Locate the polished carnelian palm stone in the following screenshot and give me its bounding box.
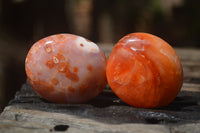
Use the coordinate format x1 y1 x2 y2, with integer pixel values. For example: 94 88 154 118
25 34 107 103
106 33 183 108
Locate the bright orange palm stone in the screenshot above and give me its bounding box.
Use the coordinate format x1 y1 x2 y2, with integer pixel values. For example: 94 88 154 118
106 33 183 108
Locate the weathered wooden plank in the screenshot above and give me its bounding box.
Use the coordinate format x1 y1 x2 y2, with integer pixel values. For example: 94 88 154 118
0 46 200 133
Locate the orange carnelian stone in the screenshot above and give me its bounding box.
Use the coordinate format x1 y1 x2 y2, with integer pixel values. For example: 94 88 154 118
25 34 107 103
106 33 183 108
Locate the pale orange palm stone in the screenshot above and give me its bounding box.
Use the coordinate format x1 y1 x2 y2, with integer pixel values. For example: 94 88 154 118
25 34 107 103
106 33 183 108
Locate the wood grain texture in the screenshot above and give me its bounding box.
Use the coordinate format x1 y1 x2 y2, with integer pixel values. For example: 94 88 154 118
0 45 200 133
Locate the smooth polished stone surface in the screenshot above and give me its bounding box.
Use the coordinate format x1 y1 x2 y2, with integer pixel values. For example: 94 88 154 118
106 33 183 108
25 34 107 104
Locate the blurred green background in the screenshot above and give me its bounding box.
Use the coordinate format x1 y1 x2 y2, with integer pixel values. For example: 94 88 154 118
0 0 200 111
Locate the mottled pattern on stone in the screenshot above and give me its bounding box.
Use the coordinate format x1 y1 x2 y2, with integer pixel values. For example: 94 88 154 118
25 34 107 104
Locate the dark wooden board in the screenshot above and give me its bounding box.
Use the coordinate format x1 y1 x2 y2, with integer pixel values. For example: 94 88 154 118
1 45 200 133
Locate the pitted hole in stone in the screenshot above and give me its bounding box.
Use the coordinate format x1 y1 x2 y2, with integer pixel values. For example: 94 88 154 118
80 43 84 47
54 125 69 131
52 56 59 64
